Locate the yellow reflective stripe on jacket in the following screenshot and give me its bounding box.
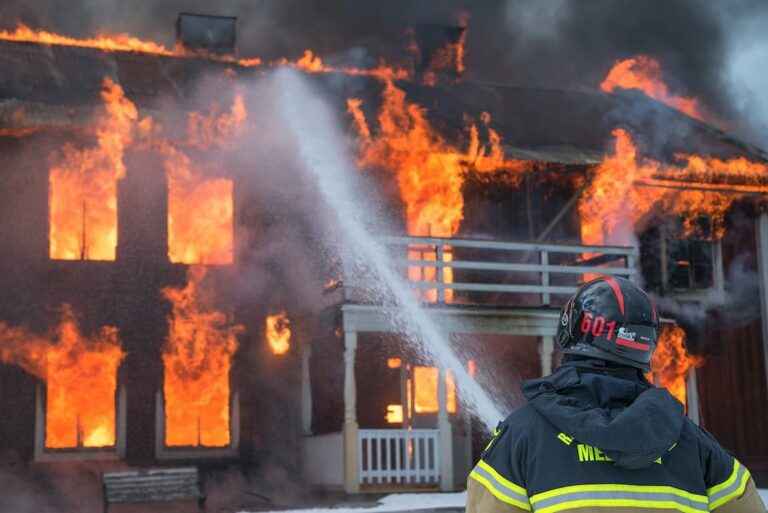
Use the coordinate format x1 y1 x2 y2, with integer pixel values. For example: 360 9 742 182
529 484 708 513
469 460 531 510
707 459 750 510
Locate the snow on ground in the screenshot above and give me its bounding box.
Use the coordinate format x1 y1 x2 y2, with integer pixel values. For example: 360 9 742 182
239 492 467 513
243 490 768 513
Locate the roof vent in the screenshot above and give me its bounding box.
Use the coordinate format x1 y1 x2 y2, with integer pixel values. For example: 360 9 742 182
176 13 236 56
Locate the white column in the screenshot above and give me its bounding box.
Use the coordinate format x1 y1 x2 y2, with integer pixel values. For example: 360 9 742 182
757 213 768 396
343 330 360 493
437 368 454 491
686 369 700 425
301 339 313 435
539 336 554 376
34 385 44 460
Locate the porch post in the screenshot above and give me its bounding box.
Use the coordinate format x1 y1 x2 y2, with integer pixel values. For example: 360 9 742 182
343 330 360 493
757 213 768 396
686 369 700 425
539 336 554 376
301 338 313 435
437 368 454 491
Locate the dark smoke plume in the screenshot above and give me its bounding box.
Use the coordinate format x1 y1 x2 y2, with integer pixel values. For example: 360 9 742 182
2 0 768 142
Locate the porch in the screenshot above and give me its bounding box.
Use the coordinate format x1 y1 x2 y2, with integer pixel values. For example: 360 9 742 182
302 236 636 492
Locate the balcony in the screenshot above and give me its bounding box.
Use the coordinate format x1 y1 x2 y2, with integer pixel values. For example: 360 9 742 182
304 236 636 492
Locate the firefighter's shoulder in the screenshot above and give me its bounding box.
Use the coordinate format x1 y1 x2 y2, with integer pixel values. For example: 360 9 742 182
690 419 766 512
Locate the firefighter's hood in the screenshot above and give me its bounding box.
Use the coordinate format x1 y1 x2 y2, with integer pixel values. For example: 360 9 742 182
522 362 685 469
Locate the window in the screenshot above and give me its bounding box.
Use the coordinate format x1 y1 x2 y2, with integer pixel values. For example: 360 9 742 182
654 225 724 301
666 238 717 290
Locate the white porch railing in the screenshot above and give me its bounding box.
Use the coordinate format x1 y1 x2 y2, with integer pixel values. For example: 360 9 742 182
358 429 440 486
343 236 636 306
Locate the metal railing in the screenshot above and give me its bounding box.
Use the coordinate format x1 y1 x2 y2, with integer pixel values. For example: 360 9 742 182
358 429 439 485
343 236 636 307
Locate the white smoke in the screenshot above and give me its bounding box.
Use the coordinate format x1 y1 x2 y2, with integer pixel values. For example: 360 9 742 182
717 2 768 146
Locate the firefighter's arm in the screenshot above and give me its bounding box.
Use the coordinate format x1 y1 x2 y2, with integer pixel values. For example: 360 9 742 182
466 421 531 513
712 477 765 513
699 428 766 512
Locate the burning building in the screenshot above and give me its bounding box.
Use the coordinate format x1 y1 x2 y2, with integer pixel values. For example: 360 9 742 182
0 13 767 507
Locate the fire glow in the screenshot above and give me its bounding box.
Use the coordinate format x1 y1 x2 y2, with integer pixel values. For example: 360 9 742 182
162 267 241 447
648 325 701 408
49 78 138 261
579 128 768 248
600 55 704 121
165 94 243 265
266 312 291 356
0 306 124 449
348 80 531 301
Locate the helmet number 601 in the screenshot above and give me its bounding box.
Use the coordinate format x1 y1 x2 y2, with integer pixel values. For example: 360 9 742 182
581 312 617 341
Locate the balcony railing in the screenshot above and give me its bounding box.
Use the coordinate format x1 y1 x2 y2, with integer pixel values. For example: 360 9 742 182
358 429 440 486
342 236 636 307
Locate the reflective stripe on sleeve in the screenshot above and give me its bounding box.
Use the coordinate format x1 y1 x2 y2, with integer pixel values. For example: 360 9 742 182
707 459 750 510
469 459 531 510
529 484 708 513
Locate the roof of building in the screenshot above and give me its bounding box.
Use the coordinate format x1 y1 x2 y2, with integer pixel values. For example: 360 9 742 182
0 38 766 170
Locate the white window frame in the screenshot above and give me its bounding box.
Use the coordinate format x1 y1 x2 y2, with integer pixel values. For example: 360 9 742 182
659 226 725 303
154 389 240 460
34 384 126 461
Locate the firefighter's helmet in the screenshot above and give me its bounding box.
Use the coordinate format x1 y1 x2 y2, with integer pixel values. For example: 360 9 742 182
556 276 660 372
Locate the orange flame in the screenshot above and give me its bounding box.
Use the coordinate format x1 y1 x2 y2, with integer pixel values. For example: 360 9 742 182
600 56 703 120
348 82 531 300
385 404 404 424
0 23 175 55
162 266 241 447
413 366 457 414
165 95 244 265
647 325 702 408
0 23 265 68
0 306 124 448
279 49 410 82
580 128 768 248
421 28 467 86
266 312 291 356
49 77 137 260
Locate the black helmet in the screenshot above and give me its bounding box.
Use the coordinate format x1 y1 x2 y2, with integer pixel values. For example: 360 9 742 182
556 276 660 372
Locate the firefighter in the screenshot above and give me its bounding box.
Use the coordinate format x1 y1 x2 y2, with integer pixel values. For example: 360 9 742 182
467 275 765 513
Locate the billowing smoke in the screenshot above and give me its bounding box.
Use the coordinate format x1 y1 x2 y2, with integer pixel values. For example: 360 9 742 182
2 0 767 141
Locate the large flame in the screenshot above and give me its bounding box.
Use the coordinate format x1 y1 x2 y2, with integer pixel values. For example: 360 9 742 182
580 128 768 248
49 78 137 260
165 95 244 265
162 266 241 447
648 325 701 408
600 56 703 120
265 312 291 356
0 306 124 448
413 366 457 414
348 81 531 300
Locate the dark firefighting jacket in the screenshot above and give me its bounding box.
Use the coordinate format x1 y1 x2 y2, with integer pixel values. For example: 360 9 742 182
467 360 765 513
